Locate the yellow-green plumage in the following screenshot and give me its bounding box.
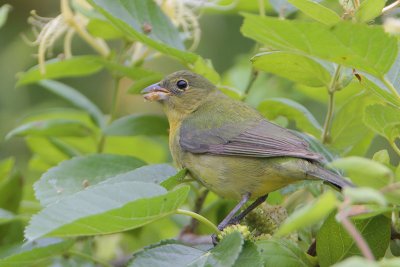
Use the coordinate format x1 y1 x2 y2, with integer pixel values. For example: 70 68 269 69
142 70 352 201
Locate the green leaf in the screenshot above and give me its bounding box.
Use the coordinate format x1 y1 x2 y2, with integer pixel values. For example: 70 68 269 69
0 238 73 267
129 241 205 267
355 0 386 23
0 4 11 29
6 119 93 139
241 14 398 77
25 183 189 241
258 97 322 137
88 0 188 57
330 156 394 189
276 191 337 236
101 164 179 185
104 114 168 136
92 0 184 49
364 104 400 144
34 154 146 206
252 52 331 87
87 0 219 82
16 56 104 86
330 92 377 154
129 233 255 267
38 80 105 128
87 18 124 39
288 0 341 25
128 73 165 94
343 187 387 206
202 231 244 267
317 213 391 267
359 75 400 107
160 168 187 190
256 239 313 267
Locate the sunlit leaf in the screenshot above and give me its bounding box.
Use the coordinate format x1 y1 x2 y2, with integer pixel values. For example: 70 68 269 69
241 14 397 77
330 92 377 154
16 56 104 86
355 0 386 23
87 0 219 82
252 52 331 87
364 104 400 144
288 0 341 25
25 184 189 241
34 154 146 206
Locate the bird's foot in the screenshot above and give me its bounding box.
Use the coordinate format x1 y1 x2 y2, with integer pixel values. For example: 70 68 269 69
211 233 219 246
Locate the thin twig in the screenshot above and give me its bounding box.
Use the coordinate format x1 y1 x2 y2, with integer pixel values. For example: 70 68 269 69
382 0 400 14
176 209 220 234
110 77 121 122
185 189 209 233
322 65 342 143
258 0 265 17
244 68 259 98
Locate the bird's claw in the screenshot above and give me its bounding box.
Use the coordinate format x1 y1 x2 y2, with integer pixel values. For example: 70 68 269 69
211 233 219 246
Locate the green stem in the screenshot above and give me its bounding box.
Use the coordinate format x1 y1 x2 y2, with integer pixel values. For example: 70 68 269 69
322 65 342 143
109 77 121 123
382 75 400 99
258 0 265 17
390 141 400 157
244 68 258 98
68 250 112 267
176 209 220 234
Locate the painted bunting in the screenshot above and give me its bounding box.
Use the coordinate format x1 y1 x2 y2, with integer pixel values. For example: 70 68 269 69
142 70 353 232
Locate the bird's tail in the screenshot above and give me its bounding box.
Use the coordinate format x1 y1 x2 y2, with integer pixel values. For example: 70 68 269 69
308 164 355 190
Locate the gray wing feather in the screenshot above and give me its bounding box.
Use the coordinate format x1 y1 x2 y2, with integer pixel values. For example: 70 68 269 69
180 120 323 162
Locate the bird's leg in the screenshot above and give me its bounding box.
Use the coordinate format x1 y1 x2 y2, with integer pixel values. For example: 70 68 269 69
229 194 268 225
217 192 251 231
212 193 250 245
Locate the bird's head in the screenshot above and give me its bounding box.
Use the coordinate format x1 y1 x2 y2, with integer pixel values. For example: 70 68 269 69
141 70 216 114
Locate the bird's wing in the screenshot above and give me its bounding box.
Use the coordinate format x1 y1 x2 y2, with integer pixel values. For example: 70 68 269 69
180 119 323 162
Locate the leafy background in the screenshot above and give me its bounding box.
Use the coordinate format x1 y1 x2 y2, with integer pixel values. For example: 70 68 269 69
0 0 400 266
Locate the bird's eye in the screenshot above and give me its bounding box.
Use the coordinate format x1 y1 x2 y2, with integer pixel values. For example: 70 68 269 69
176 79 188 90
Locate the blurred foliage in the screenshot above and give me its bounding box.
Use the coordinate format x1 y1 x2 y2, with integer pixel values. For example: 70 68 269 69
0 0 400 266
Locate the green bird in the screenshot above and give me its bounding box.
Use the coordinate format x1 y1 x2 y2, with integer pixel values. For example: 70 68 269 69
142 70 353 233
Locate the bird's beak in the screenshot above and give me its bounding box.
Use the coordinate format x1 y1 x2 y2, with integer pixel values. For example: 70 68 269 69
141 83 170 101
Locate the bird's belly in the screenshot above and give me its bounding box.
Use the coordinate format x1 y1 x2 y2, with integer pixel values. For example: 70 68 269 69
183 154 311 200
